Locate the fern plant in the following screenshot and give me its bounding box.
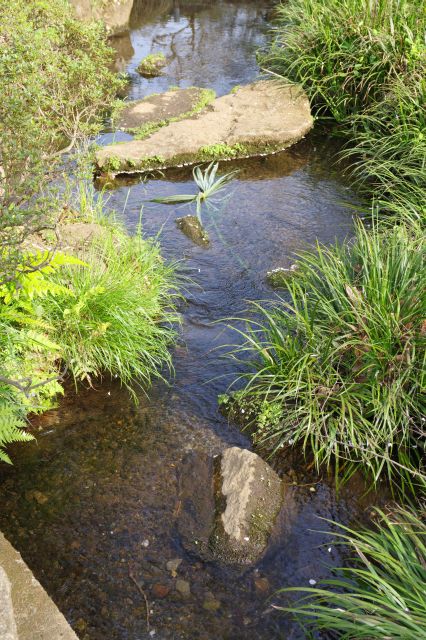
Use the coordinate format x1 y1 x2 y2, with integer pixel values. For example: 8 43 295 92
0 250 84 462
0 400 33 464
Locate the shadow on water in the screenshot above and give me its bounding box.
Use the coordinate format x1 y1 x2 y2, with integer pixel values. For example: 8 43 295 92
0 2 382 640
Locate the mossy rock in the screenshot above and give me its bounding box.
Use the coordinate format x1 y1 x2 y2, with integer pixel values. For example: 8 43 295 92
137 52 167 78
117 87 216 138
176 215 209 247
266 266 300 289
178 447 285 566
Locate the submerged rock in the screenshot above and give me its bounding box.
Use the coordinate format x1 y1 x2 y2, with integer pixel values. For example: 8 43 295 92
176 215 210 247
266 265 299 289
152 583 170 599
202 593 221 611
175 579 191 598
96 81 313 175
166 558 182 574
177 447 284 565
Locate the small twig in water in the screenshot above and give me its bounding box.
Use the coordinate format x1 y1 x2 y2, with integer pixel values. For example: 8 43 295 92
128 567 150 632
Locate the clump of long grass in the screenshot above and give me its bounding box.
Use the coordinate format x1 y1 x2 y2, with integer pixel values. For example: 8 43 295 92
261 0 424 121
342 73 426 218
260 0 426 213
277 506 426 639
42 226 179 394
227 220 425 493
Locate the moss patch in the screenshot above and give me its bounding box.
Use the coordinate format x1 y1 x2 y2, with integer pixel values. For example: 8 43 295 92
98 140 295 176
198 142 249 160
266 266 300 289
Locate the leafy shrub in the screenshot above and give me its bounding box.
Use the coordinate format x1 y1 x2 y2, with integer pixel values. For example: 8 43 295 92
0 0 122 284
0 224 179 461
278 507 426 639
0 252 82 462
227 221 425 492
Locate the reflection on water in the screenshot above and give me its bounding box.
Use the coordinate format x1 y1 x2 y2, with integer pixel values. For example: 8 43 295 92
70 0 134 34
0 2 375 640
110 0 272 98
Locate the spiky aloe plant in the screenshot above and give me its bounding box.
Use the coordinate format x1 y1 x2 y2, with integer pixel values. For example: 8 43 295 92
150 162 238 223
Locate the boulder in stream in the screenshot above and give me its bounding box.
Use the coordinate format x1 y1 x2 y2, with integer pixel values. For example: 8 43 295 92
178 447 284 565
137 52 167 78
176 215 210 247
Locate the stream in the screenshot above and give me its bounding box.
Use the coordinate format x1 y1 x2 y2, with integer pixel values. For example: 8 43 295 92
0 2 381 639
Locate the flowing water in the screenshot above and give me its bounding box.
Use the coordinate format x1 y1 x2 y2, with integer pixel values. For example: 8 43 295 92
0 2 382 639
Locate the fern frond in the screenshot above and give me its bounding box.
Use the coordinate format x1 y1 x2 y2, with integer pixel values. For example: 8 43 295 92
0 403 34 464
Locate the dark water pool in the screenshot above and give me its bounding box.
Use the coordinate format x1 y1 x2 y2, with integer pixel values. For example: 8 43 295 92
0 2 382 639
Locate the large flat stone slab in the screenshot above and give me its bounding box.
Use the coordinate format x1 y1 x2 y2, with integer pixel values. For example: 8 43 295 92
96 81 313 175
0 532 78 640
0 567 18 640
117 87 215 135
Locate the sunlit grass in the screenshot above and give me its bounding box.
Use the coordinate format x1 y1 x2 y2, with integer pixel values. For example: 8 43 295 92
259 0 426 215
276 506 426 640
42 226 180 395
226 220 425 494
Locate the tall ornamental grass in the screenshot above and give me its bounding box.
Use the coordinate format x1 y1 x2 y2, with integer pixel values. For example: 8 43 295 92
42 227 179 395
277 507 426 640
342 73 426 219
261 0 425 121
260 0 426 213
228 221 425 493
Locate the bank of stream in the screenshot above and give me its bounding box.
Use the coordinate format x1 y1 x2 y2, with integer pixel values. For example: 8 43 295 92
0 2 385 639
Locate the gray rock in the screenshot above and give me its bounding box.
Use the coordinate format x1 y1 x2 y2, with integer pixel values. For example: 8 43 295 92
176 216 210 247
177 447 285 565
215 448 283 564
175 579 191 598
0 566 18 640
0 532 78 639
166 558 182 574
